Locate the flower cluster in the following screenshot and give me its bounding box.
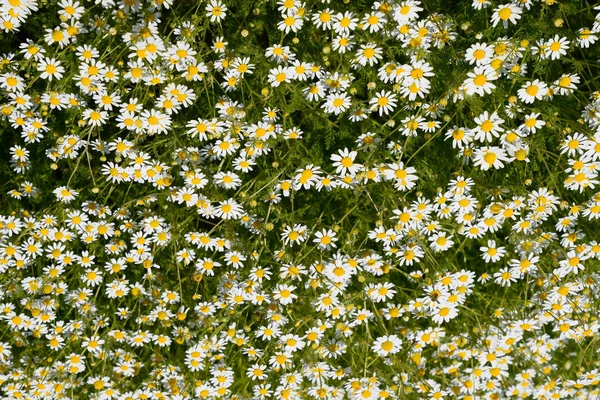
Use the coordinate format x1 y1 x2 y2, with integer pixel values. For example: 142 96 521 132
1 0 600 399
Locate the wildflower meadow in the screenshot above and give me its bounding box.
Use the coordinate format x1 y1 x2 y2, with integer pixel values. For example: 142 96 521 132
1 0 600 398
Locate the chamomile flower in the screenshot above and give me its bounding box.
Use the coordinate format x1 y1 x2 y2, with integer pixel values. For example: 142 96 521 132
577 28 597 48
369 90 398 116
282 224 308 246
278 12 304 33
393 0 423 24
517 80 548 104
480 240 506 263
494 267 519 286
372 335 402 356
366 282 397 302
82 268 103 286
473 146 510 171
465 43 494 66
205 0 227 22
322 92 352 115
491 4 522 28
215 199 244 220
37 58 65 81
472 111 505 143
429 233 454 252
332 11 358 35
519 112 545 135
141 109 171 135
400 78 431 100
312 8 334 30
445 126 474 149
332 34 354 54
554 73 579 96
331 148 362 176
560 132 587 157
19 39 46 60
313 229 338 250
546 35 569 60
53 186 78 203
361 11 385 33
354 43 383 67
272 284 297 305
464 66 497 96
431 304 459 324
268 66 292 87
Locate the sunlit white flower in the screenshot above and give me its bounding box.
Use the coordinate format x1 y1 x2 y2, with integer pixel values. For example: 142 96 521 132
491 4 522 28
372 335 402 356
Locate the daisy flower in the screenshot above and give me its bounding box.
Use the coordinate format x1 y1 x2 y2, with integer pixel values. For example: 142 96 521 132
491 4 522 28
278 12 304 34
215 199 244 220
546 35 569 60
354 43 383 67
473 146 510 171
480 240 506 263
369 90 398 116
464 65 497 96
53 186 78 203
322 92 351 115
465 42 494 66
577 28 597 48
281 224 308 246
372 335 402 356
393 0 423 24
313 228 338 250
331 148 362 176
37 58 65 81
332 34 354 54
205 0 227 23
519 112 545 135
312 8 334 31
361 11 385 33
431 304 459 324
517 79 548 104
472 111 505 142
553 73 579 96
332 11 358 35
